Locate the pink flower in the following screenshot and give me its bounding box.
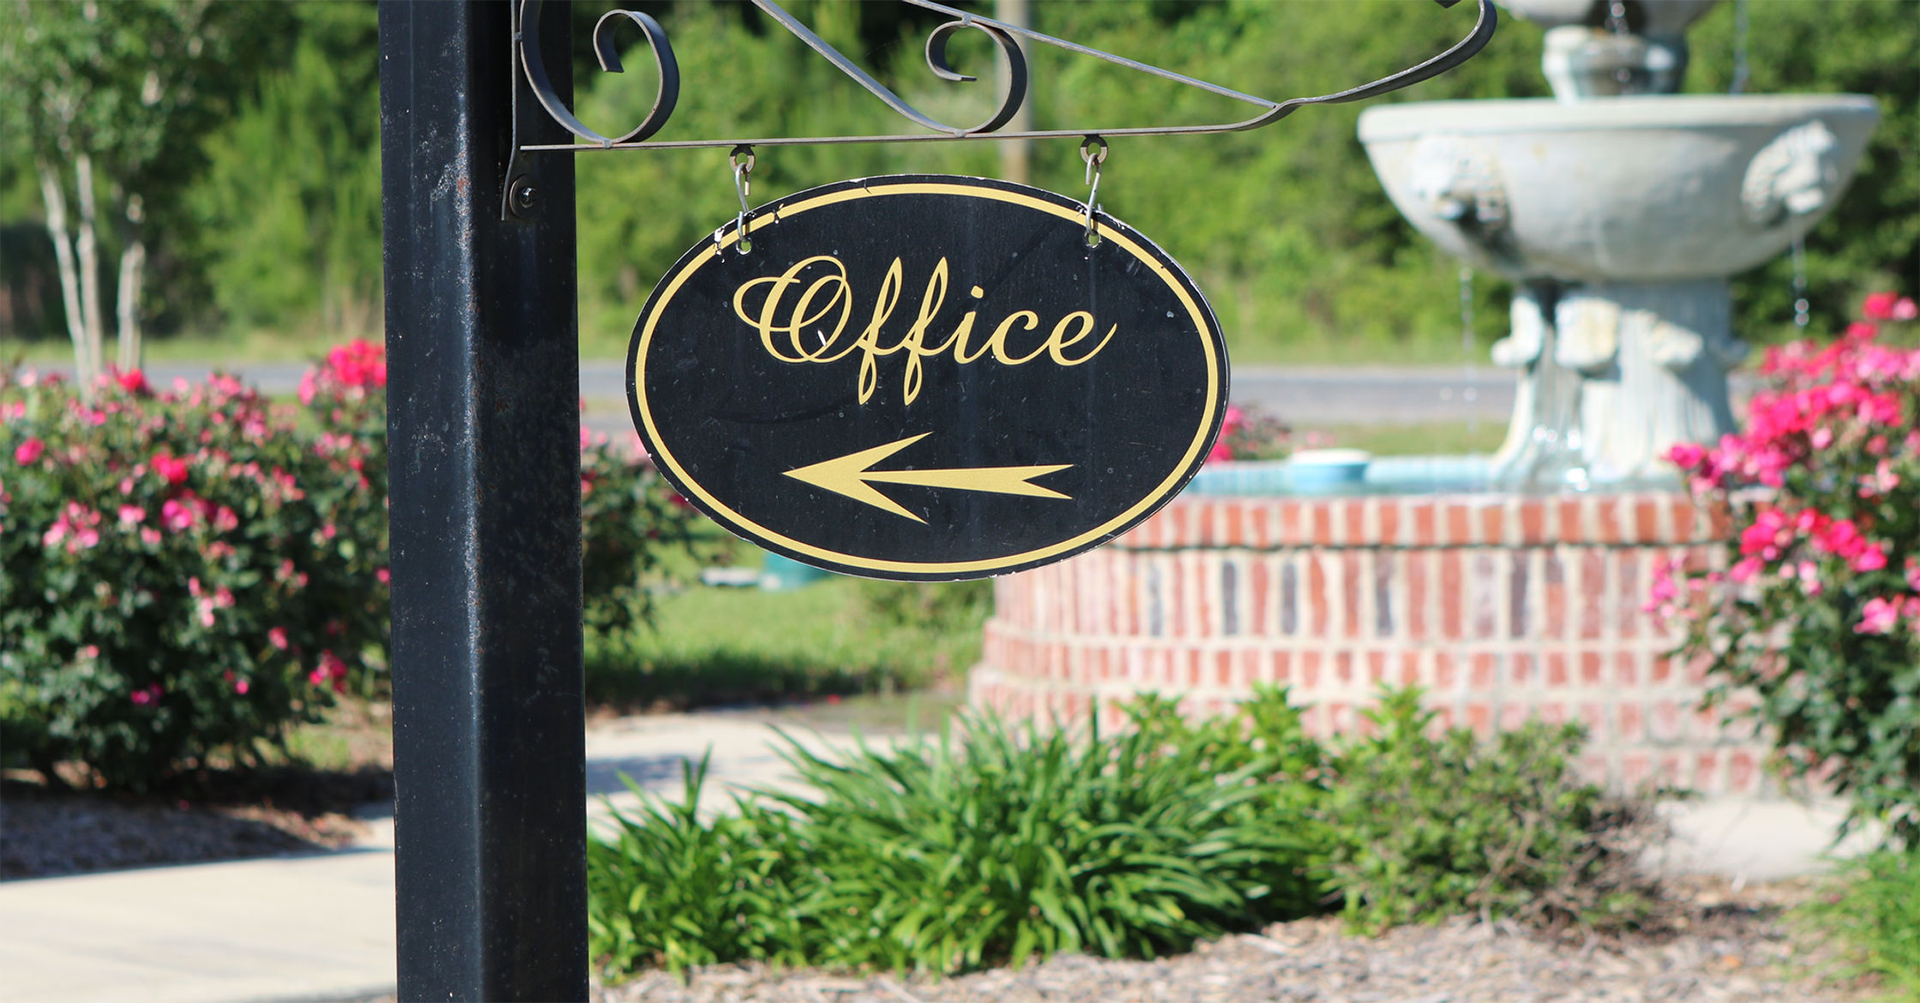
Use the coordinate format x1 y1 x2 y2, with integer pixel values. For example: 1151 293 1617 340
140 527 161 546
309 650 350 693
131 689 153 706
268 626 290 650
1810 517 1862 559
1643 559 1681 614
1858 596 1903 634
233 678 250 695
13 438 44 465
1863 292 1918 322
151 452 190 486
1730 557 1764 584
118 505 145 527
376 567 391 585
1667 442 1708 472
212 506 238 533
161 496 202 532
1853 545 1889 573
114 368 150 396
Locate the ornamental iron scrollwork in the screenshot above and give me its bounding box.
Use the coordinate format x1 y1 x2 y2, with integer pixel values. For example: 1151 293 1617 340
509 0 1497 153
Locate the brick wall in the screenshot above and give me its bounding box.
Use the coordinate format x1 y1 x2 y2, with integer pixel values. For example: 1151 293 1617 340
969 491 1781 795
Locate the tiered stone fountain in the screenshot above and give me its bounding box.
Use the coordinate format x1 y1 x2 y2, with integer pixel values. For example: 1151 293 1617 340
1363 0 1877 486
970 0 1880 798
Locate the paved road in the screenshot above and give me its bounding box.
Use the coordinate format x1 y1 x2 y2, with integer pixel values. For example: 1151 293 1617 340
126 360 1522 426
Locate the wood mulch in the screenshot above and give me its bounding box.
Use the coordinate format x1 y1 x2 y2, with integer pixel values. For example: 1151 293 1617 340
0 764 390 880
591 881 1869 1003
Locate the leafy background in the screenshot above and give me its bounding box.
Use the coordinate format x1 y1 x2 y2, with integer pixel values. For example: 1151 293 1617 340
1 0 1914 364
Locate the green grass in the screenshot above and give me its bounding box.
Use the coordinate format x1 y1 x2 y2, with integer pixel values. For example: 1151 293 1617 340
1308 419 1507 457
586 576 986 713
1798 850 1920 999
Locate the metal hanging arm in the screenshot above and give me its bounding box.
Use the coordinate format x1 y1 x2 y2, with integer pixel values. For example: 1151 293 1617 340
509 0 1496 153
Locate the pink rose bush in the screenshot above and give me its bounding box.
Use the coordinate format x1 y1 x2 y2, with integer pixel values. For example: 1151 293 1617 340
1206 403 1293 464
1 340 694 789
0 360 388 788
1661 290 1920 843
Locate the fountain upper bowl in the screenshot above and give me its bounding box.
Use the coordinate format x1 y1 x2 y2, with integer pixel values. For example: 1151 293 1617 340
1497 0 1728 35
1358 94 1879 283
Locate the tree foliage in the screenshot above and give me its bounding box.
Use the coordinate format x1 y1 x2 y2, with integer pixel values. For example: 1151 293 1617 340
0 0 1913 361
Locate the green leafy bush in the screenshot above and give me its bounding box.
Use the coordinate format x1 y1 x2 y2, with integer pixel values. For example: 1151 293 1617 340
0 364 386 787
1319 687 1659 936
0 342 697 787
589 757 814 975
1663 294 1920 845
1800 848 1920 998
588 684 1661 979
588 687 1329 978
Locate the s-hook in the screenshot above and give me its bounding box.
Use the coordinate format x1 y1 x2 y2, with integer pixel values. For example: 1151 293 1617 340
1081 136 1108 247
727 145 756 254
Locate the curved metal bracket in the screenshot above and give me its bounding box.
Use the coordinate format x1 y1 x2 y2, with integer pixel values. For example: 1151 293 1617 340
510 0 1495 153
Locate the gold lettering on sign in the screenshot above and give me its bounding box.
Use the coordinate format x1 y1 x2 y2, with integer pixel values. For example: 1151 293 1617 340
730 256 1116 405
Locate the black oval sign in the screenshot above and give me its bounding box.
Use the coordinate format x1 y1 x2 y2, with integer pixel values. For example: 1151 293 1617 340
627 175 1227 581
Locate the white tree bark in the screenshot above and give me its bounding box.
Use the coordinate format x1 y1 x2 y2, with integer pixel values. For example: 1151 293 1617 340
116 239 146 372
74 151 106 384
116 192 147 371
35 159 95 388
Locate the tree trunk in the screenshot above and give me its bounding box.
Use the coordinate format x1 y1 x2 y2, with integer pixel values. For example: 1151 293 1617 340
74 152 106 385
116 192 147 371
116 238 146 372
35 159 95 388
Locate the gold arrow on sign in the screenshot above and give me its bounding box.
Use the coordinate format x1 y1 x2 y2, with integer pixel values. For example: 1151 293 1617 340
783 433 1073 523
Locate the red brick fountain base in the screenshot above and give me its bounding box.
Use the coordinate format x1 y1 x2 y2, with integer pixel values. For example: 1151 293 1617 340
970 491 1781 795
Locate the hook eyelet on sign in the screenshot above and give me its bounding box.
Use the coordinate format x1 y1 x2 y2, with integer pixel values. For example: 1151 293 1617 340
729 144 756 254
1080 136 1108 248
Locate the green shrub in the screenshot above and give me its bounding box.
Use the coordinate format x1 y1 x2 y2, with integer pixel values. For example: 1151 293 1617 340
587 686 1659 980
0 343 697 788
767 692 1327 973
588 687 1329 978
1663 300 1920 845
1800 849 1920 998
588 757 814 976
0 364 386 788
1319 687 1659 936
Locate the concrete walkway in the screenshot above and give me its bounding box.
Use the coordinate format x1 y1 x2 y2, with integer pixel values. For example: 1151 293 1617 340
0 713 854 1003
0 711 1864 1003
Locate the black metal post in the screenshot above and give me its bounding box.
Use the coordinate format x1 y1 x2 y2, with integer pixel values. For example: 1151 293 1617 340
379 2 586 1000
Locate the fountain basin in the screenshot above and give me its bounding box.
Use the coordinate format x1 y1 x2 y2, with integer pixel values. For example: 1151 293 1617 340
969 489 1781 795
1505 0 1720 34
1358 94 1879 283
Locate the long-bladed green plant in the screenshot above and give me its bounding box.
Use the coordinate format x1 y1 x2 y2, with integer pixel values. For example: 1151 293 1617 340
765 690 1327 974
586 756 814 978
586 687 1329 978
